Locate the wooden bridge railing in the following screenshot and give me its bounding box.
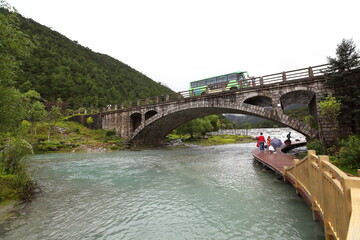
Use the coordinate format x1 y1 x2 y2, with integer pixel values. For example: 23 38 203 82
285 150 360 240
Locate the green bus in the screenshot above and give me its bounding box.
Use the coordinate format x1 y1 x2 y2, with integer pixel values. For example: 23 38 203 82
189 71 250 95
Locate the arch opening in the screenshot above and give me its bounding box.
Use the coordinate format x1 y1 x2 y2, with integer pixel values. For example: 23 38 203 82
130 113 142 131
145 110 157 121
244 96 272 108
280 90 315 109
280 90 316 121
131 106 305 145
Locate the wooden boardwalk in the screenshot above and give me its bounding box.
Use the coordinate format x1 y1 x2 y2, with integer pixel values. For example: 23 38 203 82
251 142 306 176
253 143 360 240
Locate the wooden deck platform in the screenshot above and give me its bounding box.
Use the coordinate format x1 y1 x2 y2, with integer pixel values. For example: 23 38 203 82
251 142 306 176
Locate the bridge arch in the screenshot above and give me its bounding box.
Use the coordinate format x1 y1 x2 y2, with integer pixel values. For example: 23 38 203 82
131 100 317 145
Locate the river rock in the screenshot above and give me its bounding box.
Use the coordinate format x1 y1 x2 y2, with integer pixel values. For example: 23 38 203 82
168 139 185 146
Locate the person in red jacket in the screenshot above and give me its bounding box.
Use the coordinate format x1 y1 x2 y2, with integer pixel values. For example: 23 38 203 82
256 132 266 151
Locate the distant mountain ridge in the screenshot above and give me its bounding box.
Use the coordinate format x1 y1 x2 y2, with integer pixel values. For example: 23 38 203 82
10 10 173 108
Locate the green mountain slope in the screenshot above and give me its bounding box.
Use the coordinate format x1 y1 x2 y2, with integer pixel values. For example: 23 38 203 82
11 12 173 108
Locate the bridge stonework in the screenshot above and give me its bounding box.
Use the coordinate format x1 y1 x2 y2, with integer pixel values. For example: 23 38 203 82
71 75 335 146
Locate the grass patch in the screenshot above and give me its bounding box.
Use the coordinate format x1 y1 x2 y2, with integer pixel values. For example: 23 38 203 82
182 135 256 146
28 120 126 153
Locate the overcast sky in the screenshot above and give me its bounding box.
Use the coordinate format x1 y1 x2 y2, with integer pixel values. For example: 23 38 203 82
6 0 360 92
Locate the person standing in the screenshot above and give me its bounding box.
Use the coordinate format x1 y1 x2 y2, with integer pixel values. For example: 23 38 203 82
257 132 266 151
266 136 271 149
285 132 292 145
287 132 291 141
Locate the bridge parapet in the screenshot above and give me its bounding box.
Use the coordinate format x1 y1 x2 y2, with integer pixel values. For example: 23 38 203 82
116 63 329 110
70 63 329 116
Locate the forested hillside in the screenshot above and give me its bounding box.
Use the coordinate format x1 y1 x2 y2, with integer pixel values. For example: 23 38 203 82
9 10 173 108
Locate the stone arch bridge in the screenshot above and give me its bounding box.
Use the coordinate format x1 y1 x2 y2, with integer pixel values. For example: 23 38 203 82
71 64 334 145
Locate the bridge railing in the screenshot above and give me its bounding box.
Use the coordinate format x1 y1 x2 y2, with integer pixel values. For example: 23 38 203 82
69 63 330 114
70 63 331 114
118 63 330 109
285 150 360 240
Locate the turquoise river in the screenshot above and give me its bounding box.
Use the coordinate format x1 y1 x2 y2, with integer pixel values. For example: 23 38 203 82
0 143 324 239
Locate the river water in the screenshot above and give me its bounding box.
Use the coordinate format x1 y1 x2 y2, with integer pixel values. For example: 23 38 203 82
0 142 324 239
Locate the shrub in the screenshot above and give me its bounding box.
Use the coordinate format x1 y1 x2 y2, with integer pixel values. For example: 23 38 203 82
0 137 37 202
0 138 33 174
337 135 360 169
105 129 116 138
306 139 324 155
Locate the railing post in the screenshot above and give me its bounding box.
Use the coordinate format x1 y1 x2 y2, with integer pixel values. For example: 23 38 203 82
318 155 328 215
282 72 286 81
260 77 264 86
178 92 182 100
146 98 150 105
293 159 299 190
308 67 314 78
137 100 140 106
205 87 209 94
165 95 170 101
283 166 288 182
155 96 159 103
307 150 315 220
222 83 226 92
319 155 334 239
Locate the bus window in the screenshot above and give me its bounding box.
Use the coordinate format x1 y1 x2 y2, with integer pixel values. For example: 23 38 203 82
217 75 227 83
238 73 246 80
206 78 216 85
228 74 237 82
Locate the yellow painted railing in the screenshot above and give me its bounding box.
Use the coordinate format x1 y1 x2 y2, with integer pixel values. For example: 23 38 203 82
285 150 360 240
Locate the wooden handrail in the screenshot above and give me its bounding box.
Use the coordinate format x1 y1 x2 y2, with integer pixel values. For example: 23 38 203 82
285 151 360 240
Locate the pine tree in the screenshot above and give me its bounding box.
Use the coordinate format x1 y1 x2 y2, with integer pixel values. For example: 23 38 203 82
325 39 360 134
326 39 360 73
